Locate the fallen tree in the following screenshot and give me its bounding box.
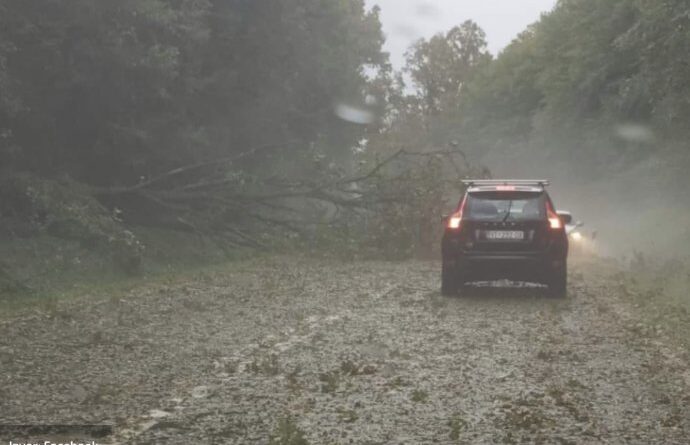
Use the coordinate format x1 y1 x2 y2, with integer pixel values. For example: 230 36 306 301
0 141 485 298
89 142 485 257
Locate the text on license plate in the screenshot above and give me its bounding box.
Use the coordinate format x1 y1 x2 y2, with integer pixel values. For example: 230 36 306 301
485 230 525 240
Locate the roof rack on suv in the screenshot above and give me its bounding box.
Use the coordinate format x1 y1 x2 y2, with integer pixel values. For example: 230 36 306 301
461 179 550 187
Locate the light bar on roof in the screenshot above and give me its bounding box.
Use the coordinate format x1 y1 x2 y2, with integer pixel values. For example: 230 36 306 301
461 179 550 187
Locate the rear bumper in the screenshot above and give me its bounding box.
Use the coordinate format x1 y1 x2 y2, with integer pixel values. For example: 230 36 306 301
455 253 564 281
442 243 567 282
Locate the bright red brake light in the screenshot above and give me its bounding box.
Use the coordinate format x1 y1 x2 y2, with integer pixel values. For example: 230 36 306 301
546 201 562 229
447 195 467 230
448 214 462 229
548 215 562 229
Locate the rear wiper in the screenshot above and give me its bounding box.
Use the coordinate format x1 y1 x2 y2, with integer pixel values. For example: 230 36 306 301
501 200 513 222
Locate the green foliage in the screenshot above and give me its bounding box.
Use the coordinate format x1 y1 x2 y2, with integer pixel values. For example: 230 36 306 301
455 0 690 182
338 21 491 258
0 174 144 273
361 155 452 258
301 147 479 260
0 1 400 278
0 262 29 295
391 26 487 123
0 0 387 184
405 20 492 115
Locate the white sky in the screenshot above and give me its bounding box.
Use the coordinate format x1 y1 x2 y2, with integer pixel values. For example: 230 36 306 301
366 0 558 68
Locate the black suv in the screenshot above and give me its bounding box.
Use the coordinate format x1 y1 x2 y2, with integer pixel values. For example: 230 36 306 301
441 180 568 296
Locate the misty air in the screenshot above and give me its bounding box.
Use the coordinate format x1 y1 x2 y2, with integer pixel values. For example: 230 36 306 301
1 1 689 443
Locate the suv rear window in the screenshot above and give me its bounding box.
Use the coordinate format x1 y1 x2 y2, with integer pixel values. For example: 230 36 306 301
465 191 545 221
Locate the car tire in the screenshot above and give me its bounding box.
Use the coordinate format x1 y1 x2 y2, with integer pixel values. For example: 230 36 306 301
441 263 459 296
547 265 567 298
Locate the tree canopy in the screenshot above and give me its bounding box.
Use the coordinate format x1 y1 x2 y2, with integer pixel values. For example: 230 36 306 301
0 0 387 185
454 0 690 184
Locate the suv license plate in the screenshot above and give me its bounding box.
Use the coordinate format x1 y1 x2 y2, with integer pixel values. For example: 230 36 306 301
485 230 524 240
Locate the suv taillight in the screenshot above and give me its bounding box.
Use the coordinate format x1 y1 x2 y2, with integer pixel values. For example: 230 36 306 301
546 201 562 229
447 195 467 230
448 214 462 229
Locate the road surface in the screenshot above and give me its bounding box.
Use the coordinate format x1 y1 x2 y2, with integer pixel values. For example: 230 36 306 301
1 256 689 444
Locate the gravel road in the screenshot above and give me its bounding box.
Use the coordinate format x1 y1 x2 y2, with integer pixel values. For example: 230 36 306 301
1 256 689 444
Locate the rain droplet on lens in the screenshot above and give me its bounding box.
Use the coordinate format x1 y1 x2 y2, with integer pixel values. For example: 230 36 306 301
334 103 376 125
615 124 654 143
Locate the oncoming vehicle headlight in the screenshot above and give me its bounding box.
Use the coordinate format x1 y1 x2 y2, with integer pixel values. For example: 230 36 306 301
571 231 583 242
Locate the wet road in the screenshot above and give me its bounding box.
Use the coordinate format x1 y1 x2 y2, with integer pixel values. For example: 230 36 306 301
1 256 689 444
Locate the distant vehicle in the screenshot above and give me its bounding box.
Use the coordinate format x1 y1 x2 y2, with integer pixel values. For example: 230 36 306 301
441 180 568 297
557 210 595 252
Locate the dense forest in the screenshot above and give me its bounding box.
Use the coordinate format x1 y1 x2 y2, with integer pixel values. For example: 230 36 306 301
0 0 401 283
0 0 385 181
477 0 689 178
1 0 689 291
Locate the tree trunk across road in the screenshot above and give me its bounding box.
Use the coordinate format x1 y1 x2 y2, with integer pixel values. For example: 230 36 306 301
1 256 688 444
